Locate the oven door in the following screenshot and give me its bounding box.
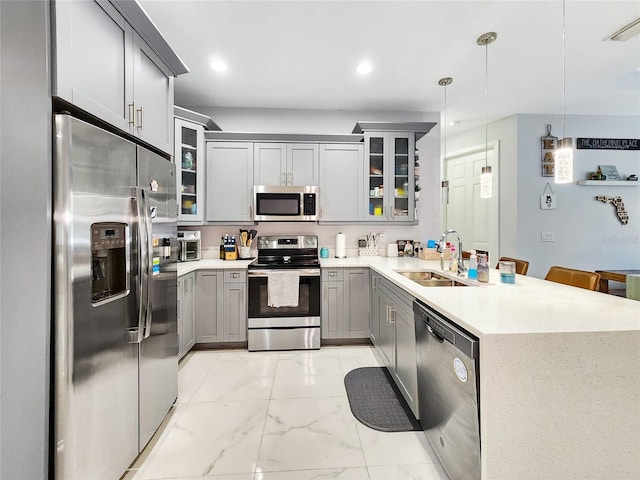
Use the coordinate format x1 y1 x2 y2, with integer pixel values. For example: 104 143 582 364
247 268 320 322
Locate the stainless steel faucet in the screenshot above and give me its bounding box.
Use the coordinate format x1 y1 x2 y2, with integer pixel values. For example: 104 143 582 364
437 229 466 273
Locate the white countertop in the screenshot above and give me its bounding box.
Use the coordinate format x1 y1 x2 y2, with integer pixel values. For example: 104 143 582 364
180 256 639 336
322 256 640 337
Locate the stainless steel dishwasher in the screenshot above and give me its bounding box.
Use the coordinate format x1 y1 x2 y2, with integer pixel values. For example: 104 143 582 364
414 300 480 480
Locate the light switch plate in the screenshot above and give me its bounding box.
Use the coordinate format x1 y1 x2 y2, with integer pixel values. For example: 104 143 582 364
541 232 555 242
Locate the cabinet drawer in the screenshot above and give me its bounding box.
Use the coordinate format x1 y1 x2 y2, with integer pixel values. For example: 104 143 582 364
322 269 344 282
224 269 246 283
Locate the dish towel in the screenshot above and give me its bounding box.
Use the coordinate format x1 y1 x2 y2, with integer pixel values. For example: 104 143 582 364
267 271 300 307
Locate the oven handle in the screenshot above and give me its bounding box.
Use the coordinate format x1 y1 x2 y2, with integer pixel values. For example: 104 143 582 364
248 268 320 277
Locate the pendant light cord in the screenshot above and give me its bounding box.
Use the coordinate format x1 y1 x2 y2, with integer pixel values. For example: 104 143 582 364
562 0 566 140
444 84 447 161
484 41 489 167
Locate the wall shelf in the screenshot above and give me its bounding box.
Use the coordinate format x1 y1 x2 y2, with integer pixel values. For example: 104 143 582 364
577 180 638 187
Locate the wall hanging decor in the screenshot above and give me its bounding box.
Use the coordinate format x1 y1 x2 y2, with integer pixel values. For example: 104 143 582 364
540 182 557 209
541 125 557 177
577 138 640 150
596 196 629 225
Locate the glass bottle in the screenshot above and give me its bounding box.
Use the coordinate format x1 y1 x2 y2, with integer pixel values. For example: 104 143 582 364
477 254 490 283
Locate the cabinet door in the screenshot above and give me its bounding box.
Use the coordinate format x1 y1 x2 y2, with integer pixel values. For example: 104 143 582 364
287 144 319 186
132 35 174 153
181 273 196 356
175 119 205 223
345 268 369 338
369 274 380 346
321 280 344 339
377 290 395 368
364 133 387 222
177 276 184 358
223 282 246 342
206 142 254 222
319 144 364 222
388 132 415 222
394 306 418 417
196 271 223 342
53 0 133 131
254 143 286 186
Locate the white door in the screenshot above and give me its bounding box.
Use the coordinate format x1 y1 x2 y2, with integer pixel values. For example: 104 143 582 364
444 142 499 259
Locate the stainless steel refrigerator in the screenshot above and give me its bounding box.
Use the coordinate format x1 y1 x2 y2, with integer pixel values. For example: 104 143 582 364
53 114 178 479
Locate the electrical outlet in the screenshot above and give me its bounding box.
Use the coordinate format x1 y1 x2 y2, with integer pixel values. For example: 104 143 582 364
541 232 555 242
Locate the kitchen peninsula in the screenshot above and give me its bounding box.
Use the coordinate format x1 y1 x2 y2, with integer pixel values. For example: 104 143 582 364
179 256 640 480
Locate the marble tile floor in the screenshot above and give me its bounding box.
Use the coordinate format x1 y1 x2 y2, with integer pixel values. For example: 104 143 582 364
123 346 450 480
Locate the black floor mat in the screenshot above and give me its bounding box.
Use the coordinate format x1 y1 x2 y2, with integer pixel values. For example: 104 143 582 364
344 366 422 432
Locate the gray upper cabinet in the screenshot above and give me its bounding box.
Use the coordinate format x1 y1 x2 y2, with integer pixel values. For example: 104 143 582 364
254 143 319 186
52 0 186 154
206 142 254 223
175 118 205 224
364 132 415 223
319 144 364 222
131 36 174 153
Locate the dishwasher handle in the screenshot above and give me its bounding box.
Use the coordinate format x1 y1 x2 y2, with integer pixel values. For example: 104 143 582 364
427 325 445 343
413 300 479 359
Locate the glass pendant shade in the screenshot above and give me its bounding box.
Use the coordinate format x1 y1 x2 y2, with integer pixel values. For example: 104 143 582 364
555 137 573 184
480 166 493 198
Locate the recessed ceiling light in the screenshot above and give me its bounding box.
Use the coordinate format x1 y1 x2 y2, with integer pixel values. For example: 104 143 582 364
210 58 228 72
356 62 372 75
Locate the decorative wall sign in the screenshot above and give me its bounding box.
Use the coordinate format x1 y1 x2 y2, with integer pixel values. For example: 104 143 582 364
596 196 629 225
577 138 640 150
540 183 557 210
541 125 557 177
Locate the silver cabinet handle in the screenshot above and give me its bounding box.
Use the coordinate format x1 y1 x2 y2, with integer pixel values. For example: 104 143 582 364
281 172 286 186
329 271 336 277
390 308 396 325
128 103 136 127
231 273 238 279
287 172 292 185
136 106 144 130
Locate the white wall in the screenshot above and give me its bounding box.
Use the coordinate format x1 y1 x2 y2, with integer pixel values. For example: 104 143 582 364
516 114 640 278
185 107 443 250
447 113 640 278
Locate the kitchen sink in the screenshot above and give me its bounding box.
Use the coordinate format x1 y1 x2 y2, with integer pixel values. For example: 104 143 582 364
395 270 469 287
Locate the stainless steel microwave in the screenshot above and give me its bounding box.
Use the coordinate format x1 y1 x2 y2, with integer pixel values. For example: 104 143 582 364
254 185 319 221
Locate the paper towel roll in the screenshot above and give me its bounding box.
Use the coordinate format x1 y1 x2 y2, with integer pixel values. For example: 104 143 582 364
335 232 346 258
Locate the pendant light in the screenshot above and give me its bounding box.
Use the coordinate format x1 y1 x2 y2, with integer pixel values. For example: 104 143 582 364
439 77 453 205
477 32 497 199
555 0 573 183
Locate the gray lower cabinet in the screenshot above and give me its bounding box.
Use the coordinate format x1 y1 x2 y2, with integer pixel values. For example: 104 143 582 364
196 269 247 343
196 270 223 342
371 275 418 417
178 272 196 359
223 270 247 342
206 142 254 223
321 268 369 339
319 144 364 222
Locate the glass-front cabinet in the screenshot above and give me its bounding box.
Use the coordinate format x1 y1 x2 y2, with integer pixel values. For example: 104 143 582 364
365 132 415 222
175 118 205 223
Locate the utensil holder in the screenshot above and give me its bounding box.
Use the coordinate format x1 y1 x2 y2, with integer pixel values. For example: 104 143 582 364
358 246 379 256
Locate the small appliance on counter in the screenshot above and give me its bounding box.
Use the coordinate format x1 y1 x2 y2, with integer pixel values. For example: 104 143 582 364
177 230 201 262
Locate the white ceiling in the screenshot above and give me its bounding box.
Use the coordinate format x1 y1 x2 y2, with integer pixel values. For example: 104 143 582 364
139 0 640 131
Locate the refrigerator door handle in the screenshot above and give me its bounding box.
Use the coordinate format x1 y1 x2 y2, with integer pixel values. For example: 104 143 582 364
141 188 154 339
132 188 149 343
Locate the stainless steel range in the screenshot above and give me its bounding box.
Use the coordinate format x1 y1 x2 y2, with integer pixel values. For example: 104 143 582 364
247 235 320 351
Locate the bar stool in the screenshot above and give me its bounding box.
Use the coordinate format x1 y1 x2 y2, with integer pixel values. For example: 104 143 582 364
495 257 529 275
544 266 600 291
